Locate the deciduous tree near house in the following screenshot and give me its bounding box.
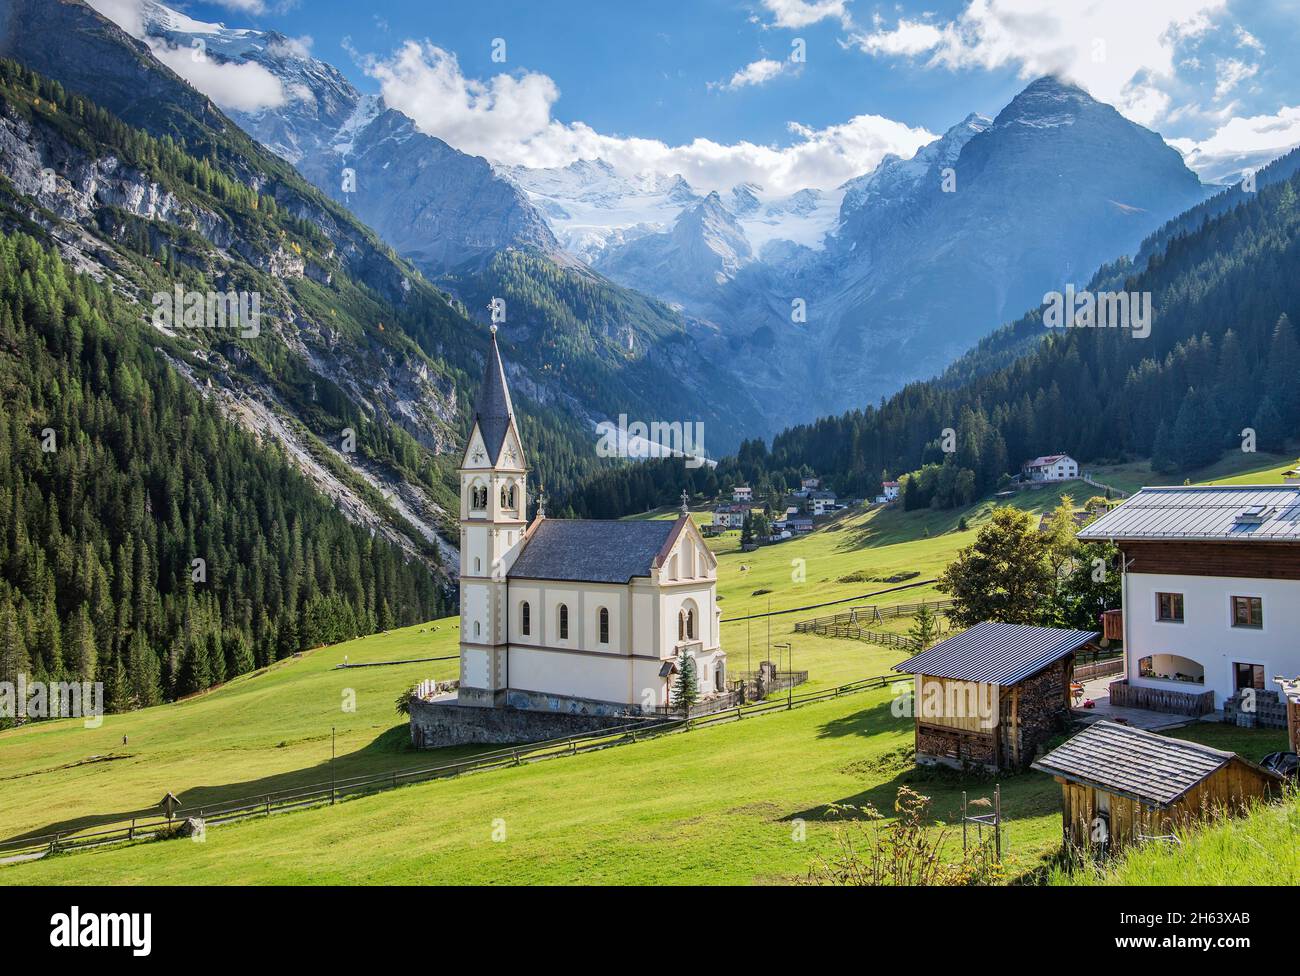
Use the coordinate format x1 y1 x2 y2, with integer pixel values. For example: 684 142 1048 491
938 507 1055 627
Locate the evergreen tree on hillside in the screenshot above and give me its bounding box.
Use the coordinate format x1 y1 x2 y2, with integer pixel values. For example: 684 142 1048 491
1252 396 1286 453
908 604 938 650
1266 314 1300 425
672 651 699 714
1171 388 1222 470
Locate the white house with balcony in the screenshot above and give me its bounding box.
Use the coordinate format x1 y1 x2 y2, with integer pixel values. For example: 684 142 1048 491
1022 454 1079 482
1078 485 1300 720
457 331 726 716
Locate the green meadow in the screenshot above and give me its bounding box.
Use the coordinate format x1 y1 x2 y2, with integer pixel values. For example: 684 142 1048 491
0 469 1291 884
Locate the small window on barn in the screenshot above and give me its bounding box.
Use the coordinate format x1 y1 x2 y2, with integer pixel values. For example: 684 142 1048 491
558 604 569 640
1155 592 1183 622
1231 596 1263 629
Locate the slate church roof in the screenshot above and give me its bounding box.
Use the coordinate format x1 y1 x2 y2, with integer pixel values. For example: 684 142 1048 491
509 518 683 584
470 332 516 464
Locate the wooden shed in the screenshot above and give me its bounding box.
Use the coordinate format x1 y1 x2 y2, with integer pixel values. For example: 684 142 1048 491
1033 721 1282 852
894 622 1099 771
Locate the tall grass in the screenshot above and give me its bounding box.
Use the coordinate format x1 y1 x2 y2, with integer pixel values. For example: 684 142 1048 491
1050 786 1300 886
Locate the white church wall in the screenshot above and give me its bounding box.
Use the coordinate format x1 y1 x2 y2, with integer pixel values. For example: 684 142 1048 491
507 646 645 706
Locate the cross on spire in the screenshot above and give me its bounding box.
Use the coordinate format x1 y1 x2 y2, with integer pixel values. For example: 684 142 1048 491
680 490 690 516
537 487 547 518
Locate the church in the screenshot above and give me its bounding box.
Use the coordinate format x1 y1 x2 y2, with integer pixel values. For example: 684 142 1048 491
455 329 727 716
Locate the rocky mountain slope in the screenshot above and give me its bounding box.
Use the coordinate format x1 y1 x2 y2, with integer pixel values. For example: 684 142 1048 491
0 0 741 575
594 78 1210 426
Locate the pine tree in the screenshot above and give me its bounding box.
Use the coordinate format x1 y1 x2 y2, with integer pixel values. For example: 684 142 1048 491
672 651 699 714
908 604 938 650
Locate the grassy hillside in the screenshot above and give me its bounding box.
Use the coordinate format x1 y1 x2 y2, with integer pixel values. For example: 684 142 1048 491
1085 449 1297 497
0 622 463 844
1054 788 1299 886
0 475 1290 884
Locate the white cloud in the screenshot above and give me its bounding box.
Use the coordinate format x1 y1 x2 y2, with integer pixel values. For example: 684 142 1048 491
366 41 933 194
86 0 309 112
267 35 314 59
1233 25 1264 52
1214 58 1258 99
208 0 268 13
760 0 851 29
1171 104 1300 170
712 58 791 91
848 0 1229 126
149 41 292 111
88 0 145 37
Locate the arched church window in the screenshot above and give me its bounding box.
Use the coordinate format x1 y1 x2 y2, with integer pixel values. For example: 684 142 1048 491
558 604 569 640
521 601 531 636
599 607 609 644
687 608 696 640
678 610 686 641
470 484 487 510
500 483 517 510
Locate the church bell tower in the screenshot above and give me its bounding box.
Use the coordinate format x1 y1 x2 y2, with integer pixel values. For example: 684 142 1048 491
457 327 528 708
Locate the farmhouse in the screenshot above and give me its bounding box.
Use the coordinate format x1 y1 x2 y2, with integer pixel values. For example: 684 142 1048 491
805 490 837 515
1022 454 1079 482
1078 485 1300 721
881 480 900 502
1033 721 1282 851
731 485 753 502
895 622 1099 770
711 504 750 530
454 331 727 717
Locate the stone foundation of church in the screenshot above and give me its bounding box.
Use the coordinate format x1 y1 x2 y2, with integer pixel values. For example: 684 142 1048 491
409 693 657 749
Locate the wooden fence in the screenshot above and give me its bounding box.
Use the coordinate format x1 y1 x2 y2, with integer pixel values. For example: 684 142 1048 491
793 599 954 634
1073 657 1125 682
1078 473 1130 499
1107 679 1215 716
0 673 902 863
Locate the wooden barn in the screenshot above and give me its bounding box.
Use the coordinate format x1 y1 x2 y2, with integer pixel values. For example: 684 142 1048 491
1033 721 1283 852
895 622 1099 771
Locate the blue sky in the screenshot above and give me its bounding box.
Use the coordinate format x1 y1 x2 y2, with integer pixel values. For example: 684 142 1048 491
108 0 1300 190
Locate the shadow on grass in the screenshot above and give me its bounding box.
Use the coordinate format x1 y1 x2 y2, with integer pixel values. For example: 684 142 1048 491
0 725 483 845
813 696 911 741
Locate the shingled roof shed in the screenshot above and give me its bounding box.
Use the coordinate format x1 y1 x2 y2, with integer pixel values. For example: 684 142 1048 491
1033 721 1281 851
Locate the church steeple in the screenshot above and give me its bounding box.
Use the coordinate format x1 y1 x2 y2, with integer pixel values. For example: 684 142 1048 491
469 330 516 467
457 329 527 709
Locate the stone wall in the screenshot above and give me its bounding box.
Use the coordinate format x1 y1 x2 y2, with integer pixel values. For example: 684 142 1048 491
409 695 656 749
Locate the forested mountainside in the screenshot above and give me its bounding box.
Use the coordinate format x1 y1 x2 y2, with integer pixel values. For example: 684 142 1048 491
0 229 445 717
0 0 695 531
562 149 1300 518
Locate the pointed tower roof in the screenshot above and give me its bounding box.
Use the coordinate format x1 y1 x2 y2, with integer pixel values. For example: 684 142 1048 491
471 331 516 464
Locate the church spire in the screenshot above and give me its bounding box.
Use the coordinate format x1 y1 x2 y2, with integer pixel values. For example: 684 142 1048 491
471 330 516 465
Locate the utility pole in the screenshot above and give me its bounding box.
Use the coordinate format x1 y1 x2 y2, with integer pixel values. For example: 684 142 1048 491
331 726 336 805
